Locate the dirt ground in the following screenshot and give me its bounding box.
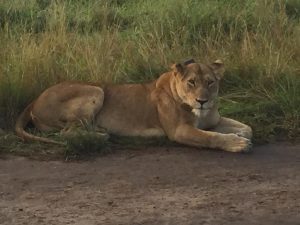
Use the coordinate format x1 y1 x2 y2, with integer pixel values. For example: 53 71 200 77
0 143 299 225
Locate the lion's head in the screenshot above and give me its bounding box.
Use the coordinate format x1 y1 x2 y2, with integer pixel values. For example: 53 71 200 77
171 59 225 111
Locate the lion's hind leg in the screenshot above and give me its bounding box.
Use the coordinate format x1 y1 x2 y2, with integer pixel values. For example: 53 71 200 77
57 86 105 133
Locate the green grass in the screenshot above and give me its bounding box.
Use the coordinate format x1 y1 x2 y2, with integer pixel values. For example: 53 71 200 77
0 0 299 145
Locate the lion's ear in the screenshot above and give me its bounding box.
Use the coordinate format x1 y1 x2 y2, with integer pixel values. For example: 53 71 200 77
171 63 184 76
210 59 225 80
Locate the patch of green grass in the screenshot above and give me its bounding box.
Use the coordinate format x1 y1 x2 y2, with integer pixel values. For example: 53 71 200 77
65 130 110 159
0 132 66 159
0 130 110 160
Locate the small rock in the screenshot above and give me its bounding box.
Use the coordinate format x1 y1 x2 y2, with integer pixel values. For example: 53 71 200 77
108 201 114 206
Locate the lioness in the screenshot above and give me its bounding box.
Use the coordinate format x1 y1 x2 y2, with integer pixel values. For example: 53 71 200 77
16 59 252 152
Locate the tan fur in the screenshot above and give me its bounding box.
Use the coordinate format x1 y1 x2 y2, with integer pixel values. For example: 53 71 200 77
15 60 252 152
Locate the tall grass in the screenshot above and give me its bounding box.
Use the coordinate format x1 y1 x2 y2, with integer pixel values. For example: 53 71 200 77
0 0 299 141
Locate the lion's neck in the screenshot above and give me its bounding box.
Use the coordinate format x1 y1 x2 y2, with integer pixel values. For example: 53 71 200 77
155 72 183 103
169 75 183 103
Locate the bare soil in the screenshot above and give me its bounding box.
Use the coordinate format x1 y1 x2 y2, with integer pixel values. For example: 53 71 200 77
0 143 300 225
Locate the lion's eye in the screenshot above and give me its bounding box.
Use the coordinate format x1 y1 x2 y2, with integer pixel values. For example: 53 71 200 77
188 79 195 86
207 80 214 86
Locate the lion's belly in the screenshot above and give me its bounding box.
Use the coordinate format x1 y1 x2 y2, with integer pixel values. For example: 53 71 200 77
96 83 165 137
113 127 165 137
97 112 165 137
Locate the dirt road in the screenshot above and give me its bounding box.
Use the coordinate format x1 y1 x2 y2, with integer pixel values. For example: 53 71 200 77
0 143 299 225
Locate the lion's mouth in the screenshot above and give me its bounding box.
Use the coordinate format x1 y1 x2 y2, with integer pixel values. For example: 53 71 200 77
195 106 210 110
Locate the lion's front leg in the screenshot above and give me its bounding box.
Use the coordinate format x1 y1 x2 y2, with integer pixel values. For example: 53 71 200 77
157 94 252 153
210 117 252 140
172 124 252 153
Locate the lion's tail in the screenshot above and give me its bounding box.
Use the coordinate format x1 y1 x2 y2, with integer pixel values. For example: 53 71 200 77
15 102 64 145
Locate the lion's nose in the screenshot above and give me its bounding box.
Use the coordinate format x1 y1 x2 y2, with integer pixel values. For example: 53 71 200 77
196 98 208 105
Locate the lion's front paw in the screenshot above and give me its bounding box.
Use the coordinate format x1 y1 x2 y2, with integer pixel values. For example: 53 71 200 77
222 134 252 153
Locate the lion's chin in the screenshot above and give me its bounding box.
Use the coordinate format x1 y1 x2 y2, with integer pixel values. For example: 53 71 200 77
192 108 210 117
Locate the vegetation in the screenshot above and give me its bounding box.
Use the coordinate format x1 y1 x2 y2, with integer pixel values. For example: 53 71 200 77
0 0 299 147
